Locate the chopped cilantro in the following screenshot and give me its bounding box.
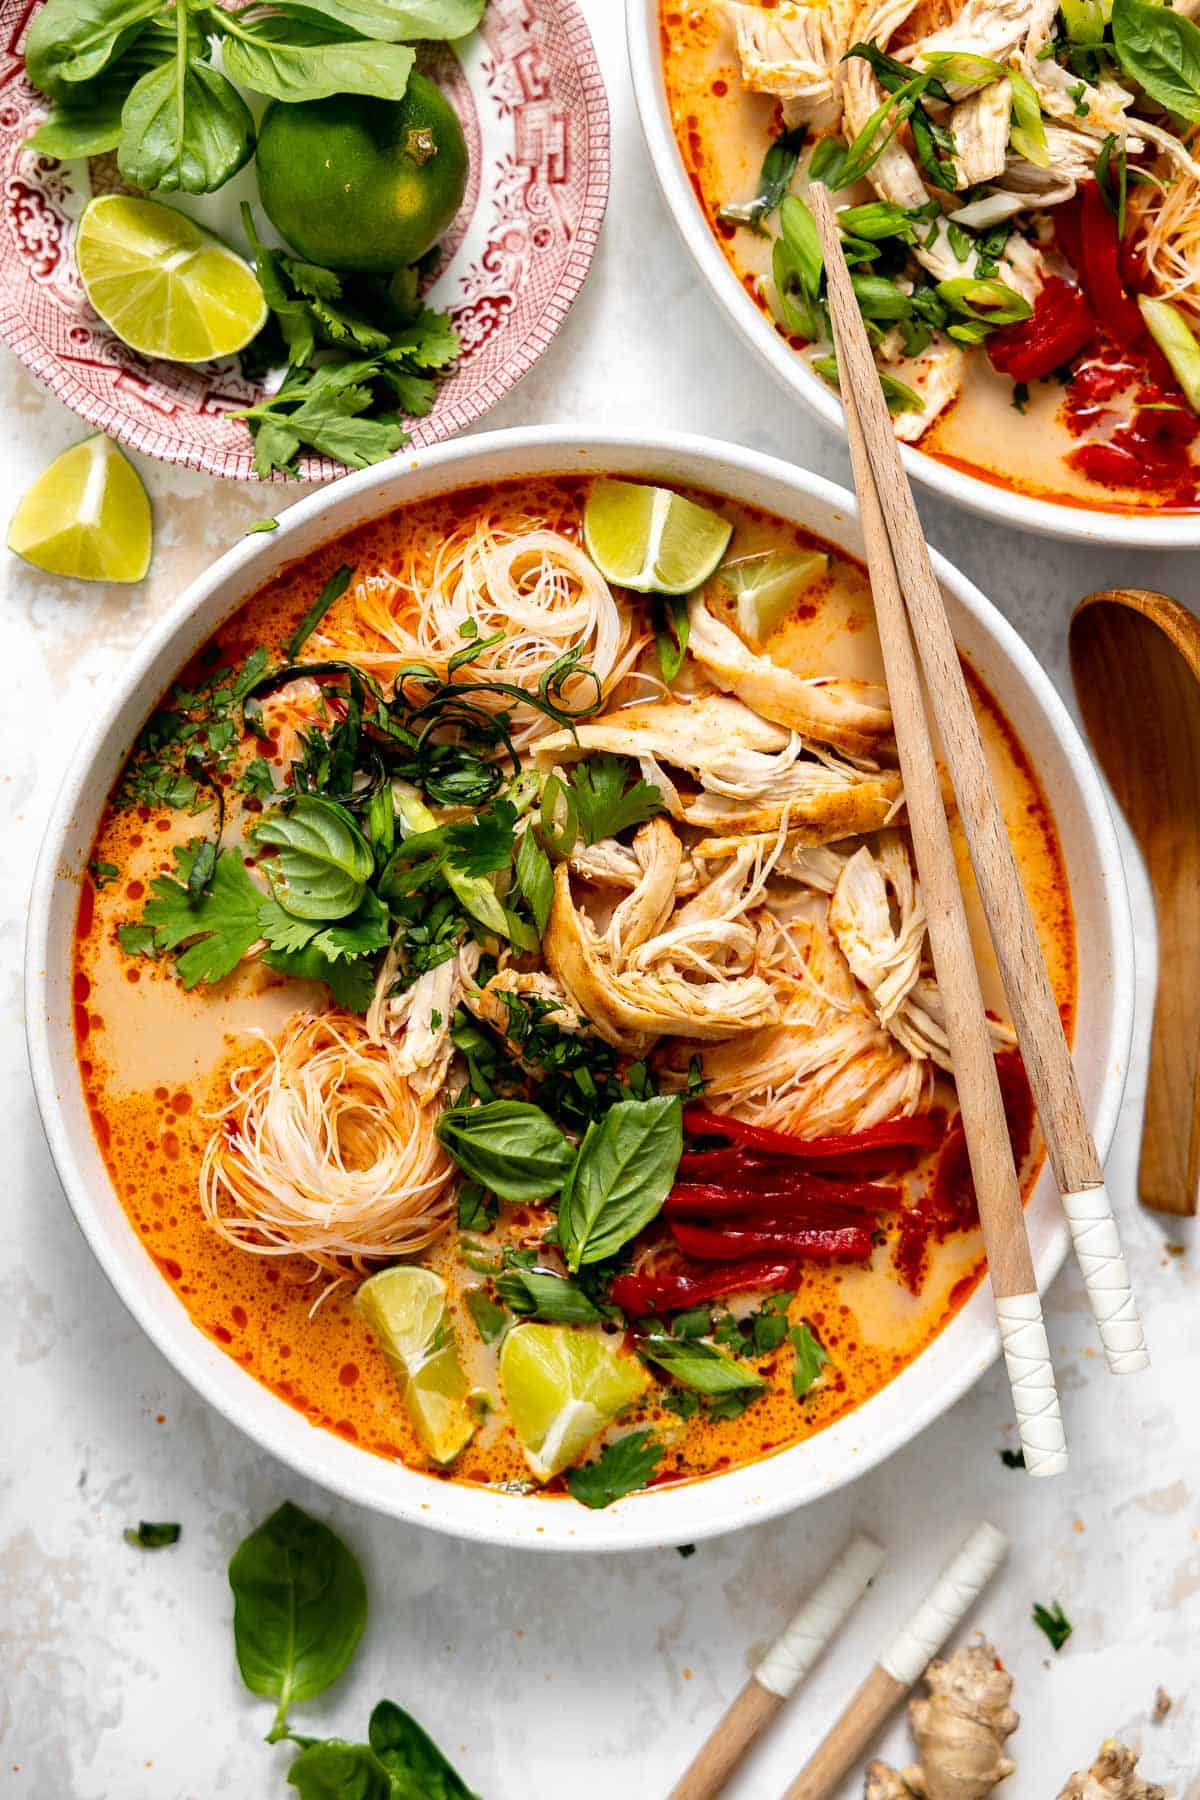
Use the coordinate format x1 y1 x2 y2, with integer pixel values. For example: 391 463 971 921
89 860 119 891
1012 382 1030 415
790 1322 831 1400
464 1288 508 1344
565 1431 662 1509
124 1521 180 1548
237 757 277 800
564 754 664 845
1032 1600 1073 1652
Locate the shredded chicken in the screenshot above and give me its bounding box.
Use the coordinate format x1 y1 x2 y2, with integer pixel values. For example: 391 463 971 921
887 335 967 442
950 78 1011 188
687 584 893 756
725 0 856 127
544 818 783 1051
540 696 904 840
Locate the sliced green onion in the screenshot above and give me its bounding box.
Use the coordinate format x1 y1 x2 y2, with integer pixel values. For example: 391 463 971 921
771 238 824 341
1009 71 1050 166
538 774 579 857
837 201 918 243
1138 297 1200 414
850 273 915 320
1060 0 1109 46
812 354 925 416
936 277 1033 325
920 49 1005 87
779 194 824 298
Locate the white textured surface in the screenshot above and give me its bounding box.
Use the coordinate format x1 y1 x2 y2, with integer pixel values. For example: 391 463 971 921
756 1535 886 1699
995 1293 1070 1478
3 5 1200 1795
881 1522 1009 1687
1063 1184 1153 1375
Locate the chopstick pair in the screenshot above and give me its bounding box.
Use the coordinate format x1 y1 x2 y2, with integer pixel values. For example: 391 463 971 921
806 188 1148 1466
669 1523 1008 1800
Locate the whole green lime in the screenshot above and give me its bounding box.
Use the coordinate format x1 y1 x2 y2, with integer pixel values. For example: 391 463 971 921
255 77 468 275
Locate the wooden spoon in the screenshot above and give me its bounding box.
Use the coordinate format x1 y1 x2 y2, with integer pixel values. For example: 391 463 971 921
1070 588 1200 1216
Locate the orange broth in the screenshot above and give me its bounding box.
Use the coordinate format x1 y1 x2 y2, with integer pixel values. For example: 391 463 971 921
73 475 1076 1496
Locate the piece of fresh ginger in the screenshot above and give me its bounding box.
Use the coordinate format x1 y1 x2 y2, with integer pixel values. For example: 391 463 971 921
1056 1740 1166 1799
864 1640 1018 1800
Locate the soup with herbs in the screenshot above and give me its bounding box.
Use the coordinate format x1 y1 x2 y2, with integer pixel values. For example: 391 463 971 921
661 0 1200 513
74 474 1074 1507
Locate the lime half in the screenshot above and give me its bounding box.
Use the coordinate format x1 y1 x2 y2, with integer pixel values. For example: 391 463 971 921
356 1266 475 1466
499 1322 650 1481
7 435 151 582
76 196 267 363
583 480 733 594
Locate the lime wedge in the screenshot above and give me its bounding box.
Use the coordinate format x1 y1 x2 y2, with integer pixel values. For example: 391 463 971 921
7 435 151 583
356 1266 475 1466
718 548 830 643
499 1322 650 1481
76 195 267 363
584 479 733 594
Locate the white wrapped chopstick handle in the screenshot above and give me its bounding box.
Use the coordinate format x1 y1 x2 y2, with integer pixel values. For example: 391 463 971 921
995 1291 1068 1477
1061 1184 1150 1374
880 1522 1009 1687
756 1534 886 1699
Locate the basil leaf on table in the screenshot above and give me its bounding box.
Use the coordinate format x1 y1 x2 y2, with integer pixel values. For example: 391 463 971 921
639 1332 766 1395
287 1740 392 1800
559 1094 683 1271
222 20 415 103
228 1501 367 1741
119 58 255 195
251 794 374 921
435 1099 576 1202
1112 0 1200 123
369 1699 481 1799
23 0 162 99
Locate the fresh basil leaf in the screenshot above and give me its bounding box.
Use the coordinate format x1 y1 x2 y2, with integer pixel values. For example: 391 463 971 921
790 1321 831 1399
494 1265 603 1324
369 1699 481 1799
228 1501 367 1741
23 0 161 99
222 20 415 103
640 1332 766 1394
251 794 373 921
274 0 484 41
287 1740 391 1800
435 1100 576 1202
564 1430 662 1509
24 78 126 154
464 1287 508 1343
119 58 255 195
1112 0 1200 124
559 1094 682 1272
123 1520 181 1548
513 827 553 936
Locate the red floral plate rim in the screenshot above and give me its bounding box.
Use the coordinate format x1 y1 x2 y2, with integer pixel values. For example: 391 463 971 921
0 0 609 481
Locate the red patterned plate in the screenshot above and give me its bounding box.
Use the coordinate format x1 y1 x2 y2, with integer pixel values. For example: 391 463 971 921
0 0 608 480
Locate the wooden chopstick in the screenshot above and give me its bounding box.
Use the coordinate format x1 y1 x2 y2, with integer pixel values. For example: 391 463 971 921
808 185 1067 1477
780 1522 1009 1800
669 1535 885 1800
808 187 1148 1379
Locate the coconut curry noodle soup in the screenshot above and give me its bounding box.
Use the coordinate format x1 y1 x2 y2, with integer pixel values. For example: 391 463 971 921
74 475 1074 1506
662 0 1200 513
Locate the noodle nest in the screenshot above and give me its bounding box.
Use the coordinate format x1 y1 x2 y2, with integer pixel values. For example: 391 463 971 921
200 1012 455 1276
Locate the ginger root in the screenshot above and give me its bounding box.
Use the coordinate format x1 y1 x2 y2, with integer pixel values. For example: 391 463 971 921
864 1640 1018 1800
1055 1740 1166 1800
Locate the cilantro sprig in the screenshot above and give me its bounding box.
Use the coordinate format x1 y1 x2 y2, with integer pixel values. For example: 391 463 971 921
564 1431 663 1509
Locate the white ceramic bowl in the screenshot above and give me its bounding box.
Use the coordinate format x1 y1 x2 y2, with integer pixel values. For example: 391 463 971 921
626 0 1200 550
26 428 1133 1550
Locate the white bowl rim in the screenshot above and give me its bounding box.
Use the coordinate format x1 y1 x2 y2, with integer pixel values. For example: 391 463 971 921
625 0 1200 551
26 424 1135 1551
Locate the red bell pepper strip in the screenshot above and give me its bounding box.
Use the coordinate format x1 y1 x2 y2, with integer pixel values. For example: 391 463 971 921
608 1259 797 1315
664 1177 901 1218
987 276 1095 382
1078 182 1143 347
931 1050 1036 1223
681 1108 944 1174
670 1219 874 1263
